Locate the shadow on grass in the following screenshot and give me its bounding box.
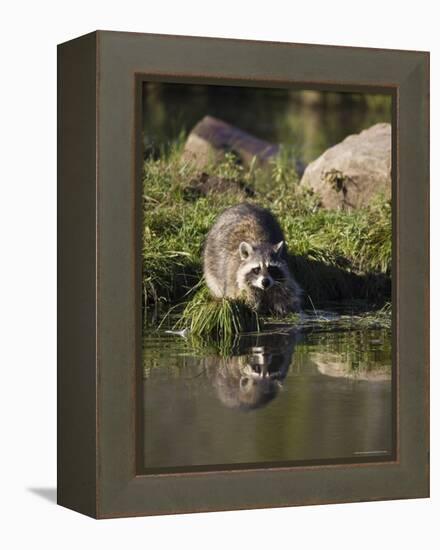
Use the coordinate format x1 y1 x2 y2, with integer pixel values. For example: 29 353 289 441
290 255 390 306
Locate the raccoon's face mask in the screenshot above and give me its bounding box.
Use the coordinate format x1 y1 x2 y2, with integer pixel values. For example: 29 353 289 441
238 241 285 291
237 351 283 408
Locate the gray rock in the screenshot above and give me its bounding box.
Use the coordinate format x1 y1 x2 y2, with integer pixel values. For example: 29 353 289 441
300 123 391 209
182 115 279 169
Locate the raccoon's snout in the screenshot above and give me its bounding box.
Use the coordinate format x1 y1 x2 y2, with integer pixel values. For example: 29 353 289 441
252 275 273 291
261 277 271 289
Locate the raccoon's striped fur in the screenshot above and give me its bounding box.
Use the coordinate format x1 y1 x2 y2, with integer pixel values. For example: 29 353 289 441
203 203 301 315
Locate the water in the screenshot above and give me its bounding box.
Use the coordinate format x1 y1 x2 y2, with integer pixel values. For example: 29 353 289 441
141 324 393 472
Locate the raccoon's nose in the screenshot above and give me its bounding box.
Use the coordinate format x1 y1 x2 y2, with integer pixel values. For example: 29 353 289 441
261 278 271 289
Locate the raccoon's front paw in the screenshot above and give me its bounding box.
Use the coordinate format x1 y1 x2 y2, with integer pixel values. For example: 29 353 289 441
246 291 263 313
270 296 301 317
280 303 298 316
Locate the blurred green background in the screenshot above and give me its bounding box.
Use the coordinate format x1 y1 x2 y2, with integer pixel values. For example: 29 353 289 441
143 83 392 163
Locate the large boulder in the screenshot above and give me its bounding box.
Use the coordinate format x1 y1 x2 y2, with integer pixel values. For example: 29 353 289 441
300 123 391 209
182 115 279 169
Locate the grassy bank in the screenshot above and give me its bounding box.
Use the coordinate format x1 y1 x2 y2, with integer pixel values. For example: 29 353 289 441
142 141 391 324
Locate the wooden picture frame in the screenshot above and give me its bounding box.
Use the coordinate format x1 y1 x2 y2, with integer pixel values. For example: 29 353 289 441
57 30 429 518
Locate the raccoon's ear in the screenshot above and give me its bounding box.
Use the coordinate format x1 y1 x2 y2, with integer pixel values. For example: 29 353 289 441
239 241 253 260
273 240 285 256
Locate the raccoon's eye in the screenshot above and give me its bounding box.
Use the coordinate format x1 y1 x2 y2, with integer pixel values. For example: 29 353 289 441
252 267 261 275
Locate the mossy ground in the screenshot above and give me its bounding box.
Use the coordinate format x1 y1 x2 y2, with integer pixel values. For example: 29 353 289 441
142 139 392 330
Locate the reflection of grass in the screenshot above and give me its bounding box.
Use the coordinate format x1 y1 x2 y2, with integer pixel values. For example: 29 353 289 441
142 325 391 378
143 139 392 323
301 328 392 374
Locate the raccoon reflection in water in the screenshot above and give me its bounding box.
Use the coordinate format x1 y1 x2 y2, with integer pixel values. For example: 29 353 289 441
201 329 297 410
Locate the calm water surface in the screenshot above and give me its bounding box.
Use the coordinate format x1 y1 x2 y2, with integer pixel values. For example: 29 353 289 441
142 324 393 471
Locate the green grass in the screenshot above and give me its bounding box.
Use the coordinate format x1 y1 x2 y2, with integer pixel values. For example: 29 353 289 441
142 139 392 325
175 285 263 339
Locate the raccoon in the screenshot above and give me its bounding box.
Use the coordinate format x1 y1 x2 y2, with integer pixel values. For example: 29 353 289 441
203 203 301 315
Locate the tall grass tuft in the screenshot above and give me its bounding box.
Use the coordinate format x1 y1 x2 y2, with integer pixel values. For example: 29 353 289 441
177 285 263 340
